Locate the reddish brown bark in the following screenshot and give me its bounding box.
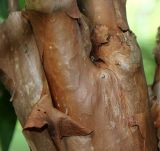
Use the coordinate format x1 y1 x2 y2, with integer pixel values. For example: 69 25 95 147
0 0 158 151
151 27 160 149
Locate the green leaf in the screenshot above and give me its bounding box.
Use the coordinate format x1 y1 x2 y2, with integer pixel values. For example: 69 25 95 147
0 83 17 151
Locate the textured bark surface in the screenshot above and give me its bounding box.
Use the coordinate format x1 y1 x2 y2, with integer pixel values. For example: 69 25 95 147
0 12 58 151
8 0 19 12
151 27 160 149
0 0 158 151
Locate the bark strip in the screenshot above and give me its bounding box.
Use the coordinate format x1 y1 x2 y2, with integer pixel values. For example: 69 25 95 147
0 12 57 151
151 27 160 149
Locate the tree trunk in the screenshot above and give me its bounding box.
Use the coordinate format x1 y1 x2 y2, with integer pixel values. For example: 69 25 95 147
0 0 158 151
151 27 160 150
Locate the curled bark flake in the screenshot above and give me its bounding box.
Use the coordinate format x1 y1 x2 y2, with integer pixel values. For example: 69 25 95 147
91 25 110 46
24 95 92 139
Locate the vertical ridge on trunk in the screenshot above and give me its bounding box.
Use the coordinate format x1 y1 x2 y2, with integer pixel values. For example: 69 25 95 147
151 27 160 150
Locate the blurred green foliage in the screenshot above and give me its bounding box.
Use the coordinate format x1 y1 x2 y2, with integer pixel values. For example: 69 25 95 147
0 0 8 19
18 0 25 9
0 0 160 151
0 84 16 151
127 0 160 84
8 123 28 151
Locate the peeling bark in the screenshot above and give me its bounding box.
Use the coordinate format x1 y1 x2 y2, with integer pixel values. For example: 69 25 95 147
0 0 158 151
151 27 160 149
0 12 57 151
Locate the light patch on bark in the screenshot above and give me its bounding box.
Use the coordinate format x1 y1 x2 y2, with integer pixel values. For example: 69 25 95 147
107 121 116 130
113 105 120 117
